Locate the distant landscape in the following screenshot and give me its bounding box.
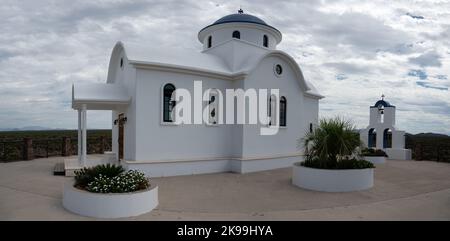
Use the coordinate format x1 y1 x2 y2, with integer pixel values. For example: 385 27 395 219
0 129 112 140
0 129 449 162
0 129 112 161
0 126 66 132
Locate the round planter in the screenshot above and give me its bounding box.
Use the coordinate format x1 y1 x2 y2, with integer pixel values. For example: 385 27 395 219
363 156 386 164
63 181 158 218
292 164 374 192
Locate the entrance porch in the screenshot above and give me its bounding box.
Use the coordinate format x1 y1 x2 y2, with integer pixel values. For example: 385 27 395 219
65 83 130 176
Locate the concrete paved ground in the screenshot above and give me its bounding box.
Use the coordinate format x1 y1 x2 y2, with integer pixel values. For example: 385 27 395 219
0 155 449 220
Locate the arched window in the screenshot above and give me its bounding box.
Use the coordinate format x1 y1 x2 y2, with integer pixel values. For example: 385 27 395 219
163 84 176 122
263 35 268 47
280 96 287 127
368 128 377 148
378 104 384 123
208 90 219 125
232 31 240 39
268 95 277 126
383 129 392 148
309 123 313 133
207 36 212 48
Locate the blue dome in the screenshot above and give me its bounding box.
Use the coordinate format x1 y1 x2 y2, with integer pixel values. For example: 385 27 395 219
200 10 280 34
214 13 268 26
373 100 395 108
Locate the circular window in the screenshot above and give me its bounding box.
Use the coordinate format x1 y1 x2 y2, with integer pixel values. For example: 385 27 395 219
275 64 283 76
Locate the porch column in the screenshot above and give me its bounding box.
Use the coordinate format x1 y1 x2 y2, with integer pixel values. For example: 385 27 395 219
81 104 87 166
77 109 82 163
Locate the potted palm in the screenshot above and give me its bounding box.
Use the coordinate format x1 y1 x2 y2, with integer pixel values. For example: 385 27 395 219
292 117 375 192
361 148 388 164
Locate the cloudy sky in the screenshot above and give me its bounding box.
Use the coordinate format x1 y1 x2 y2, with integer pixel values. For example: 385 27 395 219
0 0 449 134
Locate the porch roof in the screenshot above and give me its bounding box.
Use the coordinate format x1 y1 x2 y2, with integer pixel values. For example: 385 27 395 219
72 83 131 110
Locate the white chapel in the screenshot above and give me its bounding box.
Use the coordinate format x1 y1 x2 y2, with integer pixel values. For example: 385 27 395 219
70 9 323 177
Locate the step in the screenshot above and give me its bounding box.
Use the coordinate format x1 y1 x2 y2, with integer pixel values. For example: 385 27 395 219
53 162 65 176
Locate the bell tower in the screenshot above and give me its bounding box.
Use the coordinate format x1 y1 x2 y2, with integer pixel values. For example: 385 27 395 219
369 94 395 126
360 95 411 160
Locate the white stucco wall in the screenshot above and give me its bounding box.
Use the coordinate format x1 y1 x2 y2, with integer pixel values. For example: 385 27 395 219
369 106 395 126
121 58 318 162
133 69 238 161
204 40 268 72
108 47 136 160
241 56 318 157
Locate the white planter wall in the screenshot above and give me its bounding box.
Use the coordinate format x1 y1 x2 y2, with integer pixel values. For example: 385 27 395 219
63 181 158 218
384 148 412 160
292 164 374 192
363 156 386 164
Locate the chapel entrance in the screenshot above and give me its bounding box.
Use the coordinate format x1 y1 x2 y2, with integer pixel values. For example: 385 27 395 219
118 113 124 160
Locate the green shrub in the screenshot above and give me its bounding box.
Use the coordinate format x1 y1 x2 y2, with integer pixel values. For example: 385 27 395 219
74 164 125 189
301 117 373 169
300 157 374 169
361 148 388 157
87 170 150 193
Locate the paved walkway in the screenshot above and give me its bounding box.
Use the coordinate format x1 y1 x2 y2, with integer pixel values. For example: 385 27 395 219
0 156 449 220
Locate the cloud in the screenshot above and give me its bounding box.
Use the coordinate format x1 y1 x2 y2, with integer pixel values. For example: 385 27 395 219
435 75 447 80
406 13 424 20
408 69 428 80
409 51 442 67
416 81 448 91
335 74 348 81
0 0 449 135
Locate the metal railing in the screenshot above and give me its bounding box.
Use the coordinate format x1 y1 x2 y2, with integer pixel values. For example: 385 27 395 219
0 136 112 162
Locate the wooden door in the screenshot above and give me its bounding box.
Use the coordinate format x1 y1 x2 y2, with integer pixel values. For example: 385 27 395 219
118 113 124 160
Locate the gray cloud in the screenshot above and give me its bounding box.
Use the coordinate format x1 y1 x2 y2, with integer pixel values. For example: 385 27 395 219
0 0 449 134
406 13 425 20
408 69 428 80
409 51 442 67
416 81 448 91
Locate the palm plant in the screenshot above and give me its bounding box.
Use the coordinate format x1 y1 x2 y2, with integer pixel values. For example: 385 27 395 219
302 117 363 169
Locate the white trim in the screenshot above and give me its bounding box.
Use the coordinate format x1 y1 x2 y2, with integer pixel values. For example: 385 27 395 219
81 104 87 166
304 91 324 99
160 122 180 126
131 61 247 81
124 155 303 177
123 152 303 164
77 110 82 163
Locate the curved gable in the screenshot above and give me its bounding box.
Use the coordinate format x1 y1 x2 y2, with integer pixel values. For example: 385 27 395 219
107 41 126 84
248 51 311 92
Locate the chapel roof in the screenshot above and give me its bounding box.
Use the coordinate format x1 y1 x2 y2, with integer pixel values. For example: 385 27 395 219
372 99 395 108
112 41 322 98
199 9 281 35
